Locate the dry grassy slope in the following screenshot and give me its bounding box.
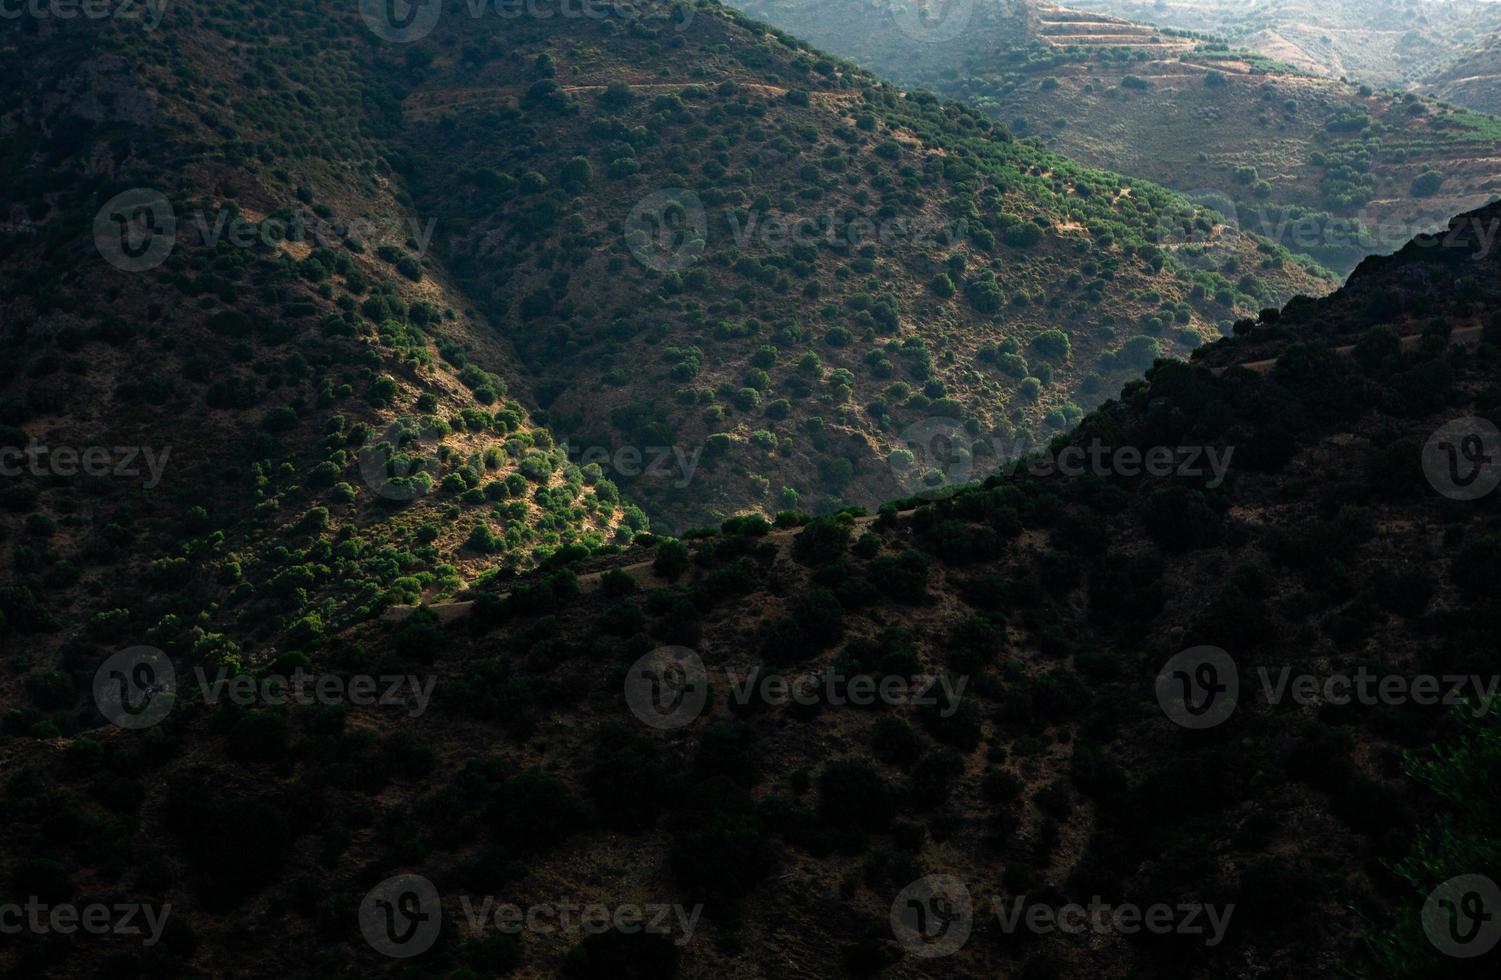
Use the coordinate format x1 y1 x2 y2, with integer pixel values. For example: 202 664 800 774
1419 32 1501 116
4 203 1498 979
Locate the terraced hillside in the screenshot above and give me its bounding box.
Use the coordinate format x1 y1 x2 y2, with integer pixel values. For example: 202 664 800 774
1067 0 1501 88
1033 5 1195 55
5 198 1498 978
737 1 1501 274
984 8 1501 272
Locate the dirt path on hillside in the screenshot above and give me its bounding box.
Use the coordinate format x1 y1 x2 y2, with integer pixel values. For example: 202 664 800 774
1215 324 1484 376
1442 73 1501 86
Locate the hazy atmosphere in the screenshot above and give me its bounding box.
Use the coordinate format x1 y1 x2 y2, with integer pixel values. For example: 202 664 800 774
1 1 1498 977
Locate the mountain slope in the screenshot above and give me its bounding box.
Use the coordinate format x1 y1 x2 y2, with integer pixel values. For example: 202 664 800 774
5 197 1498 977
978 10 1501 274
1420 31 1501 116
330 0 1335 529
0 1 1332 723
735 0 1501 275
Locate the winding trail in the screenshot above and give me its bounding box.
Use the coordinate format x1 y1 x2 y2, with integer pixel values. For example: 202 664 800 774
1214 324 1484 376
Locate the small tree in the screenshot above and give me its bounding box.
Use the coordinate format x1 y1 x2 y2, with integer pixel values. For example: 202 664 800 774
653 539 690 581
1410 170 1444 197
1030 329 1071 363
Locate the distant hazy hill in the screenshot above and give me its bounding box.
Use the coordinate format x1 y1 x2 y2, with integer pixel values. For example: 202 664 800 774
1067 0 1501 88
1420 31 1501 116
975 9 1501 274
736 0 1501 274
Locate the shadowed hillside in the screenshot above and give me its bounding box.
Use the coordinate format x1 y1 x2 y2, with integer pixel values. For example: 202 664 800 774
4 177 1498 976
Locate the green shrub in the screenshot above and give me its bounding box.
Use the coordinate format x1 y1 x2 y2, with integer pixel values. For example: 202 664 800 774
1410 170 1444 197
870 550 929 601
793 518 850 565
1030 329 1071 363
872 716 924 766
586 723 666 833
1142 487 1224 552
653 539 690 581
